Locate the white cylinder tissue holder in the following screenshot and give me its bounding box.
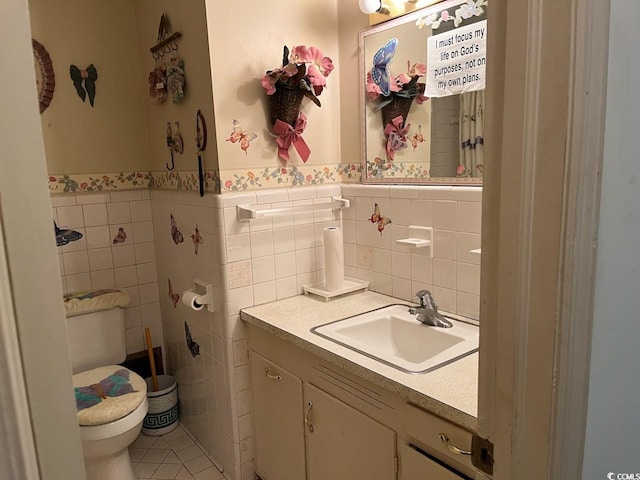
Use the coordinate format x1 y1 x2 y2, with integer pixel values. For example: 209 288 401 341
323 227 345 292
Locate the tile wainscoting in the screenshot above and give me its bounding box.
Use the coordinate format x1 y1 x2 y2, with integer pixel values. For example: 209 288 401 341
342 184 482 320
51 189 164 355
50 182 480 480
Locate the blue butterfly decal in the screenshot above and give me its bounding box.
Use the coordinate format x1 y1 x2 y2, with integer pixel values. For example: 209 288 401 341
371 38 398 96
54 221 83 247
74 369 135 411
185 321 200 358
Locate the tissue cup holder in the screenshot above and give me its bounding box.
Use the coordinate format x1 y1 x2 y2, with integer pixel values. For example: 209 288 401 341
302 277 370 302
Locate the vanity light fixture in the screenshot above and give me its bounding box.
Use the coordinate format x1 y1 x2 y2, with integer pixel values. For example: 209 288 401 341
359 0 423 17
358 0 390 15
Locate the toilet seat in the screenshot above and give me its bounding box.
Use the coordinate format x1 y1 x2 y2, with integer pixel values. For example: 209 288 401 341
73 366 147 427
80 398 148 442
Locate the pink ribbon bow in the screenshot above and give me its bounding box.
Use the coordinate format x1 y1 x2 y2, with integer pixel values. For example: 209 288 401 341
384 115 410 161
273 113 311 163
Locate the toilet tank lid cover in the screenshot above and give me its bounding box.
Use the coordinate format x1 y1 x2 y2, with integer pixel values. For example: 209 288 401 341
64 289 131 317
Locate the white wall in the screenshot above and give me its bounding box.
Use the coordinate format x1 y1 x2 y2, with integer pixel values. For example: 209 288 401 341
583 1 640 478
0 0 86 477
29 0 149 175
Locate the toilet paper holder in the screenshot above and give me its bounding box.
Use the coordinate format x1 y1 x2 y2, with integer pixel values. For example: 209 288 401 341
182 279 214 312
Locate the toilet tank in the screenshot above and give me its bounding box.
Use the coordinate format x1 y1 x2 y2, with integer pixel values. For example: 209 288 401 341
64 290 130 374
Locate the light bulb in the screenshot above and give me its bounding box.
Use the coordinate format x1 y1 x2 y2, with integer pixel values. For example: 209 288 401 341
359 0 382 14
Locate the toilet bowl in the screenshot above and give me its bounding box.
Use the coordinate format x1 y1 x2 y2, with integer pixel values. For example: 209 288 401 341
79 395 148 480
65 289 150 480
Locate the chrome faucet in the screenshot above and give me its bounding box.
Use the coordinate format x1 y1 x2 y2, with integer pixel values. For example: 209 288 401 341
409 290 453 328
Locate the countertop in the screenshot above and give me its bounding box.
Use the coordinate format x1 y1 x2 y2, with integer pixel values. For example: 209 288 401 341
240 290 478 432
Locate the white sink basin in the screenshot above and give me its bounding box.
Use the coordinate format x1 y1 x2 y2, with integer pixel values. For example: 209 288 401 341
311 304 478 374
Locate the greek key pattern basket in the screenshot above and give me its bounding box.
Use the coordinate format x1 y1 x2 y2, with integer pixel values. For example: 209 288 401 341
142 375 179 436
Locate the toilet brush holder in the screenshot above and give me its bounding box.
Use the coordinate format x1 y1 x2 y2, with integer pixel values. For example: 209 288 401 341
142 375 179 436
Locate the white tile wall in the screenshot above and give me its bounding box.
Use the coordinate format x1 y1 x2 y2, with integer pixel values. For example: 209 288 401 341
150 189 231 477
52 191 163 354
342 184 482 320
148 183 479 480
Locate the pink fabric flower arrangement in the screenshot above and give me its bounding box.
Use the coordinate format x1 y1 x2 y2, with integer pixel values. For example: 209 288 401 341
261 45 334 107
262 45 335 164
366 60 428 105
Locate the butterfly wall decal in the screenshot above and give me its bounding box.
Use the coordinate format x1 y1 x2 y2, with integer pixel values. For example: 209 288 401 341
371 38 398 97
369 203 392 235
411 124 425 150
191 225 203 255
184 321 200 358
112 227 127 245
226 119 257 154
170 214 184 244
54 221 83 247
168 278 180 308
74 369 135 411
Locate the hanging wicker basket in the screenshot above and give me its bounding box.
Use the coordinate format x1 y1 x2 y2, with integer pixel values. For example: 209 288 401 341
269 86 306 127
381 96 414 129
380 83 426 129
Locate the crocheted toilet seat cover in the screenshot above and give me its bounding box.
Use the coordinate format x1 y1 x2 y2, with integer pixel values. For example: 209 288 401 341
73 366 147 426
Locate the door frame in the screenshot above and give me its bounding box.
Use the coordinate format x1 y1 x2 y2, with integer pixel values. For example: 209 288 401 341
0 205 41 480
479 0 609 479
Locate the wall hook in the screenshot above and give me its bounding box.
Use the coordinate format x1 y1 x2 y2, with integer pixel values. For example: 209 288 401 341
165 122 176 170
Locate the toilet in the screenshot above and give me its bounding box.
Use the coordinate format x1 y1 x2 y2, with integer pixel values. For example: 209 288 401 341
65 289 149 480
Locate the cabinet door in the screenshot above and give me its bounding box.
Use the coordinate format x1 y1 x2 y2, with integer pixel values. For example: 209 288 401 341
250 351 306 480
304 383 397 480
398 444 467 480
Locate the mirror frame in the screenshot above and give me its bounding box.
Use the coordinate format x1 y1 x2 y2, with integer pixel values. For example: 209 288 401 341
359 0 484 185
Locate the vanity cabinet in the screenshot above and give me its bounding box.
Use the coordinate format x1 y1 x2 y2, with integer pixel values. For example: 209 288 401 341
246 325 474 480
398 444 468 480
304 383 397 480
249 351 306 480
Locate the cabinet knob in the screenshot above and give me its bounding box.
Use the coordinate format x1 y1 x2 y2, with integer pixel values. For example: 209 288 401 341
265 367 282 381
438 433 471 456
304 401 314 433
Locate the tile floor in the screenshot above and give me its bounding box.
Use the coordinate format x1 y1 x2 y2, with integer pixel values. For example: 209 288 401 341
129 424 224 480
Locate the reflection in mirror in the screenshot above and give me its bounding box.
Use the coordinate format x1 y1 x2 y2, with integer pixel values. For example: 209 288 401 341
360 0 487 184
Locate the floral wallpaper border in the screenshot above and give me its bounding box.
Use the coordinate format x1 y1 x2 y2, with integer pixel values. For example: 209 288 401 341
219 163 362 192
48 172 151 193
366 160 431 180
150 170 222 194
47 163 362 195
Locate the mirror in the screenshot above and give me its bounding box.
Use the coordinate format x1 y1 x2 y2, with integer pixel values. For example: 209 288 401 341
360 0 487 184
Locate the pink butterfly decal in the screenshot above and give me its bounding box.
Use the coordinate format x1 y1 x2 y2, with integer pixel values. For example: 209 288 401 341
369 203 392 235
168 278 180 308
191 225 203 255
112 227 127 245
170 214 184 244
411 125 424 150
226 119 257 154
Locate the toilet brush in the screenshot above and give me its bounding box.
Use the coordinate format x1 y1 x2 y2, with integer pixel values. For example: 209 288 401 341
144 327 159 392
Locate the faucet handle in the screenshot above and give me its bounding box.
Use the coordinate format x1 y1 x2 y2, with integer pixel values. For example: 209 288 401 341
414 290 432 307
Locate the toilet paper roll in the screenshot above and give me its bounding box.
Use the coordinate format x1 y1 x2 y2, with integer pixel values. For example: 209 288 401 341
182 290 205 311
323 227 345 292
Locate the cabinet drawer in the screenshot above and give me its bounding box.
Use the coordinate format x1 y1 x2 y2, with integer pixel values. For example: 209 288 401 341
399 444 468 480
250 351 306 480
403 404 474 476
